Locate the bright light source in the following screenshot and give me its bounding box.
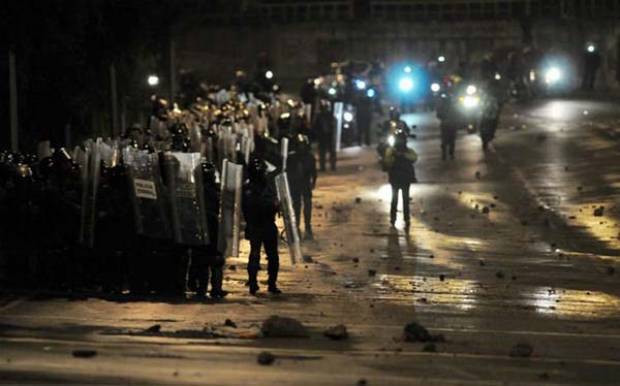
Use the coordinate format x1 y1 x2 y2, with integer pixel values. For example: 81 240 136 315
343 111 354 122
265 70 274 79
544 67 562 85
529 70 537 82
462 95 480 109
494 73 502 80
587 44 596 53
438 56 446 63
466 84 477 95
404 66 412 73
430 82 441 92
147 75 160 87
313 77 322 86
328 87 337 96
355 79 367 90
366 88 376 98
399 77 414 92
387 135 395 147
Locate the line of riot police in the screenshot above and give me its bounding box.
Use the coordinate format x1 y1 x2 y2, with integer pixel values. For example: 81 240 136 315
0 86 319 298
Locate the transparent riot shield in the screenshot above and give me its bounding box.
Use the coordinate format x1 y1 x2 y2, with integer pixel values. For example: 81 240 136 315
280 137 289 171
79 138 102 247
188 125 202 153
274 172 302 264
162 152 210 246
37 140 52 159
217 160 243 257
123 147 171 239
333 101 344 152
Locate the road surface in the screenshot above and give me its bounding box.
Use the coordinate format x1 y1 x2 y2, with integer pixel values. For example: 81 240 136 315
1 98 619 385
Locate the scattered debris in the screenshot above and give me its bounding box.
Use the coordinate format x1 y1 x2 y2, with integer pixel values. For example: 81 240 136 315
324 324 348 340
509 342 533 358
482 206 490 214
257 351 276 365
593 206 605 217
577 186 583 191
355 197 362 204
439 274 445 282
422 343 437 352
539 372 550 380
144 324 161 334
72 350 97 358
261 315 308 338
303 255 314 263
352 257 360 263
475 171 481 179
368 269 377 277
224 319 237 328
403 322 445 343
496 271 505 279
357 379 368 386
606 266 615 276
479 260 486 266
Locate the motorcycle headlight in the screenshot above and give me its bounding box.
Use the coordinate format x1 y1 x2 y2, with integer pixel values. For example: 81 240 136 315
462 95 480 109
466 85 477 95
343 111 354 122
544 67 561 85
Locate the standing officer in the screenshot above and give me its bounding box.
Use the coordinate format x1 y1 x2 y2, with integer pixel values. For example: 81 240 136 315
480 94 501 151
313 100 337 171
436 96 459 160
287 134 317 240
188 161 227 299
242 158 281 295
383 130 418 229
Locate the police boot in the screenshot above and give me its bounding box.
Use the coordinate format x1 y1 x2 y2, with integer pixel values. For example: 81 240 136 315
304 224 314 241
248 267 259 295
267 268 281 294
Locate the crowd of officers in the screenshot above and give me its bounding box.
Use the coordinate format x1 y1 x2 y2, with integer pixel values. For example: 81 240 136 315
0 87 334 298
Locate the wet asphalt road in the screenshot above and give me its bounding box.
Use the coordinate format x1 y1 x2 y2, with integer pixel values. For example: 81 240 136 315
1 98 619 385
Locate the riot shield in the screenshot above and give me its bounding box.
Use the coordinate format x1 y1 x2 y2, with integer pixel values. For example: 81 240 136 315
123 147 171 239
37 140 52 159
79 138 102 247
280 137 289 171
333 101 344 152
275 172 302 265
217 160 243 257
162 152 210 246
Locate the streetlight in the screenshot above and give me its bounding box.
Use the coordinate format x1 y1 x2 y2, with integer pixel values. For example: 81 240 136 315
147 75 160 87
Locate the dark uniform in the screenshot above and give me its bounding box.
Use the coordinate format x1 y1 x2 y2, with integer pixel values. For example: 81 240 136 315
313 102 337 171
287 135 317 240
436 97 459 160
188 162 226 298
383 131 418 228
242 158 281 295
480 96 501 151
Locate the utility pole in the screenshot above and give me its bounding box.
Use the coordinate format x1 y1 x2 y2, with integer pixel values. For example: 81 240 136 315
9 50 19 152
109 63 119 137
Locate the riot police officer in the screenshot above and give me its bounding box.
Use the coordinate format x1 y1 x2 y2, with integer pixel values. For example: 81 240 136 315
383 130 418 229
480 94 501 151
313 100 337 171
242 158 281 295
436 96 459 160
189 161 227 299
287 134 317 240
